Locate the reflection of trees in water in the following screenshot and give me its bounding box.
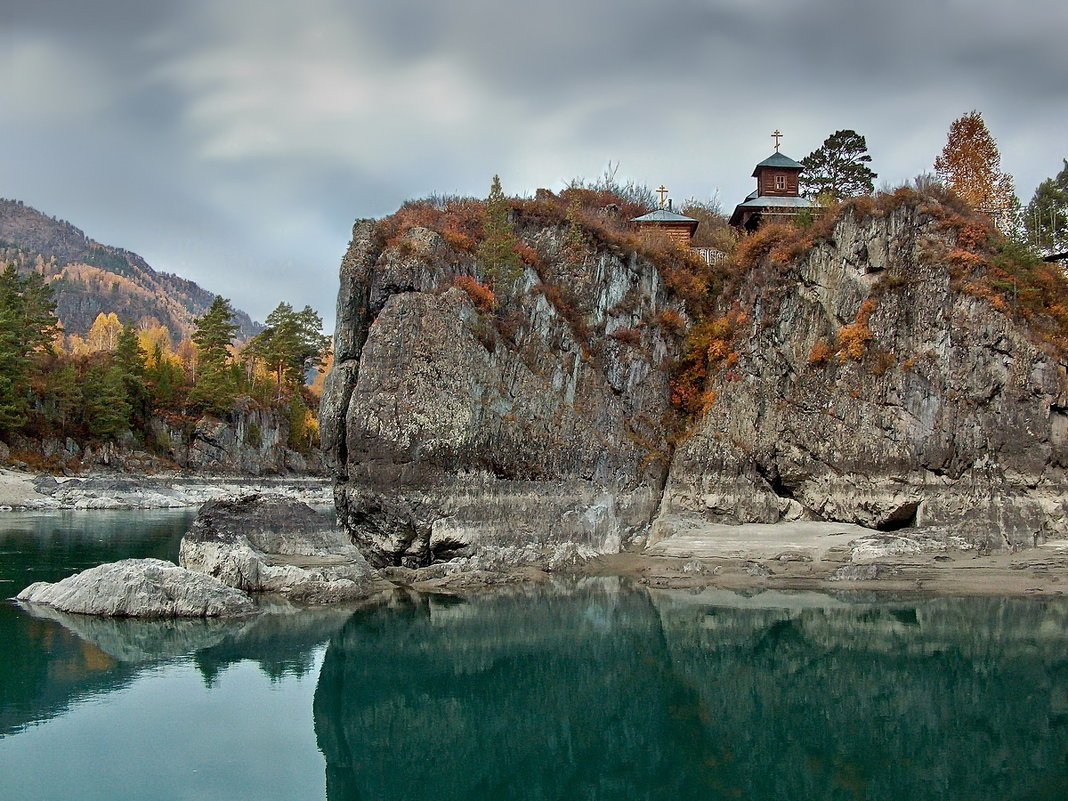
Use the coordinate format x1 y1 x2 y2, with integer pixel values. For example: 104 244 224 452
0 603 354 735
314 587 1068 801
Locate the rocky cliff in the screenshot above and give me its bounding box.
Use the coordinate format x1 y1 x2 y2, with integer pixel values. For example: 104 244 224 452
663 201 1068 549
3 402 322 476
322 207 684 566
323 191 1068 566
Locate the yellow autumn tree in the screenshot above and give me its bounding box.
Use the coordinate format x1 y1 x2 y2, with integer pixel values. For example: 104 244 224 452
86 312 122 352
137 324 174 367
934 110 1016 227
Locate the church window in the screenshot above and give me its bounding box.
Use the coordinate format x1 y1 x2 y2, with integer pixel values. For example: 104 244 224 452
775 174 786 190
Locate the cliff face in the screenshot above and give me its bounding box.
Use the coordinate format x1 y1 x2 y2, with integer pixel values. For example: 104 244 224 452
322 219 683 566
6 404 322 476
324 196 1068 564
662 205 1068 548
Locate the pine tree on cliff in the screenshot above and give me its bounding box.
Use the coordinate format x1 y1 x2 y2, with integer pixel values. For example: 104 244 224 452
800 130 877 200
934 111 1017 230
0 265 59 435
82 364 131 440
189 295 239 414
477 175 523 289
1025 159 1068 253
246 303 330 400
115 323 151 426
192 296 239 368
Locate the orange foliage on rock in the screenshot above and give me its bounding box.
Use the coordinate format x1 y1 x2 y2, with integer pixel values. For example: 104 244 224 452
808 339 833 366
452 275 497 313
670 307 748 417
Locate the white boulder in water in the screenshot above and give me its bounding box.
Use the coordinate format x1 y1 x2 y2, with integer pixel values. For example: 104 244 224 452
16 558 256 617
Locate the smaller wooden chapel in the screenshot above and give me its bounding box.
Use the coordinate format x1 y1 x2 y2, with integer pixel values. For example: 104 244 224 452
729 130 814 231
630 184 699 245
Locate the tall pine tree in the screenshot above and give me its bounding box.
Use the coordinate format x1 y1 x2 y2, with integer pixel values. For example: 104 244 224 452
246 303 330 400
0 265 59 435
189 295 239 413
800 130 877 200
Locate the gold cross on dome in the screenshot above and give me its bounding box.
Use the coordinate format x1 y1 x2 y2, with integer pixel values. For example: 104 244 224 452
656 185 669 207
771 129 783 152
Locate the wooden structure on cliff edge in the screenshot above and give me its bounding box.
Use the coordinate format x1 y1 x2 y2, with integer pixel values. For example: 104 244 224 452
729 130 814 231
632 185 699 246
631 185 722 265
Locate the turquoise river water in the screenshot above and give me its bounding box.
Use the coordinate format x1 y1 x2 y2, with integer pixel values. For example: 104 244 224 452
0 509 1066 800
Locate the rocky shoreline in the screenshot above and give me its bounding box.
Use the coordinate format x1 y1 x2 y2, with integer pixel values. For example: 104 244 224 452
14 497 1068 621
0 467 332 511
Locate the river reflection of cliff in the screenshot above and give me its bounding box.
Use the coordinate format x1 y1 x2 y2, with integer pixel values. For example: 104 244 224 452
313 583 1068 801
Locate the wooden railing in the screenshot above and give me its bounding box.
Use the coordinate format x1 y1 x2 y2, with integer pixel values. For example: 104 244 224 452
691 247 726 266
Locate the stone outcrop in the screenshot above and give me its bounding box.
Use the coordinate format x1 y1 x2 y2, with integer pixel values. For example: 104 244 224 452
12 472 331 510
1 403 322 477
323 198 1068 565
322 220 683 566
662 204 1068 549
179 495 380 603
16 558 255 617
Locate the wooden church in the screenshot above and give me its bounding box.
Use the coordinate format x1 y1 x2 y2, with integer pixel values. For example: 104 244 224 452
728 130 814 231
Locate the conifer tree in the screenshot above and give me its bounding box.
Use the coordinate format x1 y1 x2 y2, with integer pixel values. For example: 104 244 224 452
934 111 1017 229
476 175 523 289
800 130 877 200
115 323 150 425
0 265 59 434
1024 159 1068 253
82 364 131 439
192 296 239 367
246 303 330 399
43 363 80 431
189 296 239 413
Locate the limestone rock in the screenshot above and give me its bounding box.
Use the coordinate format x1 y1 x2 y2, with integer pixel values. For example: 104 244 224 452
16 558 255 617
323 219 682 566
660 204 1068 549
179 495 378 602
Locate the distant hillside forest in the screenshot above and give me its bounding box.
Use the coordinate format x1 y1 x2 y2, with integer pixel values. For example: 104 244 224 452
0 265 331 465
0 198 261 341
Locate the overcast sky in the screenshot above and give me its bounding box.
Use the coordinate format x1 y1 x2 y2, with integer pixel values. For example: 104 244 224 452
2 0 1065 329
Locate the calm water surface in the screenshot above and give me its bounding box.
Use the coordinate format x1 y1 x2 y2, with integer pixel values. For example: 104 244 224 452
1 510 1067 801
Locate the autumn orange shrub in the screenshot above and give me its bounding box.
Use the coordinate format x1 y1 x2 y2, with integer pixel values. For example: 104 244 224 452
836 322 873 362
670 307 748 416
609 327 642 346
452 275 497 312
653 308 687 335
378 198 485 252
808 339 833 366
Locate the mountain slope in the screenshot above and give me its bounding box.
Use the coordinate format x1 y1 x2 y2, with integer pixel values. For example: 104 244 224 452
0 198 261 340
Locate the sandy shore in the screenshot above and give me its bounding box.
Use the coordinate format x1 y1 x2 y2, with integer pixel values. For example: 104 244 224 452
0 468 50 508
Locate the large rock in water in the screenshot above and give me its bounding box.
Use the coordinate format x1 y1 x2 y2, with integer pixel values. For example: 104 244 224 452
16 559 255 617
322 221 682 566
179 495 379 603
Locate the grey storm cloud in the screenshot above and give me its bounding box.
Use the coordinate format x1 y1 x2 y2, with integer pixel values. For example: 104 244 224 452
1 0 1065 328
